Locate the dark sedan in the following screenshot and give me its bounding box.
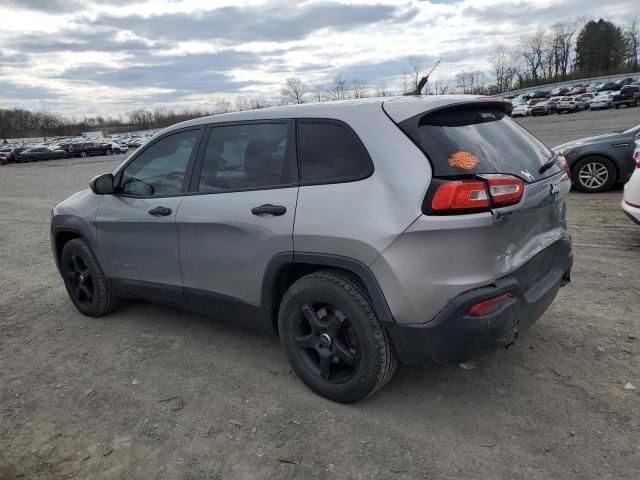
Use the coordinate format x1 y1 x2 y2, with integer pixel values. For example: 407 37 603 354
553 123 640 192
16 147 65 162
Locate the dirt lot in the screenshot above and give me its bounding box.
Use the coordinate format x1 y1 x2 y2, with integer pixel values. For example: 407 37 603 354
1 109 639 480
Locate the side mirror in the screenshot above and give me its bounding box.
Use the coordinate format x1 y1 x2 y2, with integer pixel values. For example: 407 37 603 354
90 173 115 195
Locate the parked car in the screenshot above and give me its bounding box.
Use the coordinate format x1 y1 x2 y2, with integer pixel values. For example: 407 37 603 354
580 93 596 106
0 146 27 163
0 154 8 165
567 86 587 96
70 141 111 157
614 77 635 89
531 91 550 99
531 100 551 116
553 123 640 192
612 85 640 109
16 147 65 162
511 103 531 117
549 87 569 96
589 93 614 110
556 96 586 114
546 96 563 113
50 96 572 402
102 142 128 155
598 82 618 92
622 140 640 224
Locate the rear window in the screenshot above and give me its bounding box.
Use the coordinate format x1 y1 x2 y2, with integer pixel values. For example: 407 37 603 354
399 105 559 182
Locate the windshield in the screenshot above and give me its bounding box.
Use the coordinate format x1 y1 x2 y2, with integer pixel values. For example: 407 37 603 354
399 105 560 182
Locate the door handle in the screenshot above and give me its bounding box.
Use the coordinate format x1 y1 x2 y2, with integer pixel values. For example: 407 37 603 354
148 206 172 216
251 204 287 216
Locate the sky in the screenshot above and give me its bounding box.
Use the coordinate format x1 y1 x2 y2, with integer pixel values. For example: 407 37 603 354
0 0 636 117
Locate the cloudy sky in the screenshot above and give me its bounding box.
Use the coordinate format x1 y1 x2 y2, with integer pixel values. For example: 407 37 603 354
0 0 635 116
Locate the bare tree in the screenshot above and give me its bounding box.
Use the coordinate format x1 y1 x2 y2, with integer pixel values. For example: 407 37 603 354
433 78 451 95
405 57 425 93
489 46 515 93
312 85 327 102
331 73 349 100
375 84 392 97
351 79 369 99
521 28 546 81
627 15 640 70
214 98 233 113
281 77 308 104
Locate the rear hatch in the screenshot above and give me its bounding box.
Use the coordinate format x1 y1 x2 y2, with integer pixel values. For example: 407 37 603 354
384 99 570 291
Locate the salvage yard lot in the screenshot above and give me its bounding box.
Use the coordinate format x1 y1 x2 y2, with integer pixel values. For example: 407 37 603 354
1 109 639 479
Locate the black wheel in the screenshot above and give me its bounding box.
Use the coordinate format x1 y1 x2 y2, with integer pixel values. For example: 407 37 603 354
80 151 87 158
572 156 616 193
106 149 112 156
278 270 397 403
60 238 120 317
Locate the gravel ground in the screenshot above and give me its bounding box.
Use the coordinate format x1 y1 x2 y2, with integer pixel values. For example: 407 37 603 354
1 109 639 479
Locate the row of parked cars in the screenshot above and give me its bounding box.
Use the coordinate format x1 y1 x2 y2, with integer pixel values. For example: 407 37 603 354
0 140 128 164
510 78 640 117
0 129 160 165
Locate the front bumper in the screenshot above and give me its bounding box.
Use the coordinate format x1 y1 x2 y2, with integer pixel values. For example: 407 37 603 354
386 238 573 366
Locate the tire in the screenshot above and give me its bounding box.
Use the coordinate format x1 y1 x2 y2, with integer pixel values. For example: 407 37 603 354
572 156 616 193
278 270 397 403
60 238 120 317
80 151 87 158
106 149 112 156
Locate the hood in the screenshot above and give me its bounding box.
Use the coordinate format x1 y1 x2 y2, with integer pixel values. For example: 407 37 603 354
553 132 626 151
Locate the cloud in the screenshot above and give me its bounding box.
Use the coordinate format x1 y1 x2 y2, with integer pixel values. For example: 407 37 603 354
6 31 167 54
57 50 266 94
92 1 418 43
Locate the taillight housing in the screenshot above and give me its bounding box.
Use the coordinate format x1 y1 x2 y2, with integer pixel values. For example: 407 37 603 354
633 148 640 169
468 292 513 317
558 155 571 177
428 174 524 214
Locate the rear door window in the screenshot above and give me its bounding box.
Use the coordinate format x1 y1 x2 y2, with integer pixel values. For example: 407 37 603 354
196 122 296 192
298 121 373 184
399 105 560 182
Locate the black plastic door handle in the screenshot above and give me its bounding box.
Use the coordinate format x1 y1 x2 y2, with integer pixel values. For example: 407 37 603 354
251 204 287 216
148 206 172 216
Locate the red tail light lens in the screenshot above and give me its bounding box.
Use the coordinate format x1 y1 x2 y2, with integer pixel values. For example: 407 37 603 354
633 149 640 169
430 175 524 213
468 292 513 317
431 180 489 211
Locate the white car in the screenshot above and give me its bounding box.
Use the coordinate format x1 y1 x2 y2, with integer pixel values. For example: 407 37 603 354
590 93 613 110
511 103 531 117
622 140 640 224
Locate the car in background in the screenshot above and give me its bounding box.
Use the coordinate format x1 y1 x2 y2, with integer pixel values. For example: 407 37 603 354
612 85 640 109
70 141 111 158
589 93 614 110
549 87 569 97
531 91 550 99
556 96 586 114
553 123 640 192
622 140 640 224
531 100 554 116
614 77 635 89
567 86 587 96
0 146 28 163
101 142 128 155
0 154 8 165
511 103 531 117
16 147 65 162
580 93 596 107
598 82 618 92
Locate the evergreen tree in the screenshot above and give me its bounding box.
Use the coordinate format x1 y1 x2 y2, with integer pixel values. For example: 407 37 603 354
575 19 628 76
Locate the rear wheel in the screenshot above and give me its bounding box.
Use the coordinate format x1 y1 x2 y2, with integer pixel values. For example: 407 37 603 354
572 156 616 193
80 151 87 158
278 270 397 403
60 238 120 317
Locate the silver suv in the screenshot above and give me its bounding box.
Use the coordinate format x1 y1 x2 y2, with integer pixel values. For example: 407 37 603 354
51 96 573 402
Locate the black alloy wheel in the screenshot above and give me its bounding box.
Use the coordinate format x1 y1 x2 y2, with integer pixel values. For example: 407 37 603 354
294 303 360 382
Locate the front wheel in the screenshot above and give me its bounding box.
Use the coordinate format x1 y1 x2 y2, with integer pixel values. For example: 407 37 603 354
60 238 120 317
572 156 616 193
278 270 397 403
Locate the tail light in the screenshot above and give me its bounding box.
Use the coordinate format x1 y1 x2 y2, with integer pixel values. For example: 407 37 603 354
633 147 640 169
468 292 513 317
430 175 524 213
558 155 571 177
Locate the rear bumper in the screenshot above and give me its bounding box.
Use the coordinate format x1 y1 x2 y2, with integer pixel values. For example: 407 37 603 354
386 238 573 366
622 200 640 225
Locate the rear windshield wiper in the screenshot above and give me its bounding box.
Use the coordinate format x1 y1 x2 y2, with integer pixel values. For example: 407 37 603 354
539 154 558 174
